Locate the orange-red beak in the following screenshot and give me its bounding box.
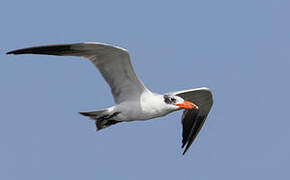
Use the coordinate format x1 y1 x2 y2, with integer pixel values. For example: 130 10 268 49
175 101 198 110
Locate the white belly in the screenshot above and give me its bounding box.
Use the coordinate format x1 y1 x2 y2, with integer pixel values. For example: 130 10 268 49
113 98 174 122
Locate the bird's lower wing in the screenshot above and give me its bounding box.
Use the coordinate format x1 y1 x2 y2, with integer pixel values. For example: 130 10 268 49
7 42 149 104
171 87 213 155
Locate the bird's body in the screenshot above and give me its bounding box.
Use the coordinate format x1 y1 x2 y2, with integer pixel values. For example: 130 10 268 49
7 42 213 154
99 92 177 122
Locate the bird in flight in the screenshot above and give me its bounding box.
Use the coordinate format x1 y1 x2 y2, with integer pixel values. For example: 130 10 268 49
7 42 213 155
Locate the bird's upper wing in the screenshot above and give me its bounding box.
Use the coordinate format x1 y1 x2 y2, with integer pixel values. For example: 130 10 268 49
171 87 213 155
7 42 149 104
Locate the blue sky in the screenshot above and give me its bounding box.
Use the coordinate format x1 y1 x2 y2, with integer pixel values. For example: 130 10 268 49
1 0 290 179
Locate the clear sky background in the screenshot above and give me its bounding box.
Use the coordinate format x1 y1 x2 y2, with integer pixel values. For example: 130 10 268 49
1 0 290 179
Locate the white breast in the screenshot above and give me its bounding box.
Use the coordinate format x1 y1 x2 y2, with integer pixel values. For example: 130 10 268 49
113 92 172 121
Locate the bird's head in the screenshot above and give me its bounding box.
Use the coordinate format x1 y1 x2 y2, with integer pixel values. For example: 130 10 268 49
163 95 198 111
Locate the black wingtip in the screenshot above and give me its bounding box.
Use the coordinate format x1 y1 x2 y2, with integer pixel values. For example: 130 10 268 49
182 144 191 155
182 143 190 155
6 51 14 55
79 112 90 116
6 49 30 55
5 44 77 56
181 142 186 148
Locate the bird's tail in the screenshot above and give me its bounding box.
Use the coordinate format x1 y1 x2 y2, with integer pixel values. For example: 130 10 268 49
79 110 121 131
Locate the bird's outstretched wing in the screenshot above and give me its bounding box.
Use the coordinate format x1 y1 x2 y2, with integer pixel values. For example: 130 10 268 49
7 42 149 104
171 87 213 155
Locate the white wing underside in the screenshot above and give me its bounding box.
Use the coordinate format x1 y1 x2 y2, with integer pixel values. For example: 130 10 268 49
7 42 149 104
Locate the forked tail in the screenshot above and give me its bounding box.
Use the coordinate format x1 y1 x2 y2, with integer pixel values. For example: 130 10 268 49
79 110 121 130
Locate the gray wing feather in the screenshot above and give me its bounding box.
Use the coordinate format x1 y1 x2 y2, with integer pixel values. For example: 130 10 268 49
7 42 148 104
172 87 213 155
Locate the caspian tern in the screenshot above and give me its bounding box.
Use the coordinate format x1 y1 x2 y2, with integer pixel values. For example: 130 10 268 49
7 42 213 154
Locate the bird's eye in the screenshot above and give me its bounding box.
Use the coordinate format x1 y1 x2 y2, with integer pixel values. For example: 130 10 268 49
164 95 176 104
